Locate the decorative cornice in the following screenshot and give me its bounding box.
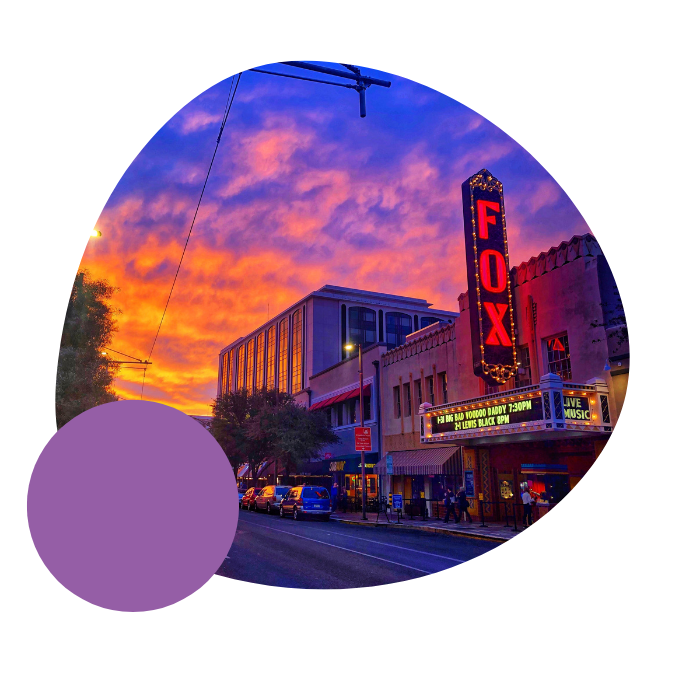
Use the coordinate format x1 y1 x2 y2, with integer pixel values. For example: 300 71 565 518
382 322 455 367
511 233 601 287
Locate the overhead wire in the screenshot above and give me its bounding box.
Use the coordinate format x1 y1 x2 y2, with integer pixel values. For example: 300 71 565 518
140 72 242 399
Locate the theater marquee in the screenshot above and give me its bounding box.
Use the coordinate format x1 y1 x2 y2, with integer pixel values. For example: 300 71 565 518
462 169 518 386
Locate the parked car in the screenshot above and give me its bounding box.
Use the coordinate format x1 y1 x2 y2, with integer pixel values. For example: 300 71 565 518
237 487 247 504
279 485 331 520
240 487 263 510
254 485 292 513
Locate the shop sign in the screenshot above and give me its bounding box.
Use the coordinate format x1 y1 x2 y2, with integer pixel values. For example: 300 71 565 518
461 169 518 386
563 395 591 420
521 463 568 472
392 494 403 510
386 454 394 475
329 460 346 472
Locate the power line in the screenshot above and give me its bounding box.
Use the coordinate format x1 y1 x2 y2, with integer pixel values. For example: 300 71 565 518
141 73 242 399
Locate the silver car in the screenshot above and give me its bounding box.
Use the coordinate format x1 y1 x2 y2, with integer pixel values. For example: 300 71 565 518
254 485 292 514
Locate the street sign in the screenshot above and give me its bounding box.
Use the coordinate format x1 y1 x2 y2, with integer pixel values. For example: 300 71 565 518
386 454 394 475
392 493 403 510
354 426 372 452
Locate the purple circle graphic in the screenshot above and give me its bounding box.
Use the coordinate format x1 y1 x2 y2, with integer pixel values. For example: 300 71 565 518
27 400 238 611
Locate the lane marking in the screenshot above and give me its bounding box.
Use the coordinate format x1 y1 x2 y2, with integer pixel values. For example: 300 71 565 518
238 511 468 563
314 530 467 563
245 520 436 575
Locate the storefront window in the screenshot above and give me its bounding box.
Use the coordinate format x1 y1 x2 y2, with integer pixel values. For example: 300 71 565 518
546 333 572 381
415 379 422 409
520 471 570 505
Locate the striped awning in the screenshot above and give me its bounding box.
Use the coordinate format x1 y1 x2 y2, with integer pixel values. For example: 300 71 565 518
374 446 462 476
310 384 371 410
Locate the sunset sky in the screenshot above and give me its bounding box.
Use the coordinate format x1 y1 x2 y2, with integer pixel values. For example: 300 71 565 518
80 62 591 415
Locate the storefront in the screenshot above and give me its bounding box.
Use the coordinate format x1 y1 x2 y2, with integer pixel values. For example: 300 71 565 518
323 452 379 499
374 446 463 503
420 374 613 520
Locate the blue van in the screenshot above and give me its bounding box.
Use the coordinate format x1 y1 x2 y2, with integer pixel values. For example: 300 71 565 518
279 485 331 520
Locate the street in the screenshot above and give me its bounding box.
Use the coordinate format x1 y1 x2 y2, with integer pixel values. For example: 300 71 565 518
216 509 502 589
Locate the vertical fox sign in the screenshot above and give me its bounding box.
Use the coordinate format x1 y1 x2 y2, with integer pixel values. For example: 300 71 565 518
462 169 518 386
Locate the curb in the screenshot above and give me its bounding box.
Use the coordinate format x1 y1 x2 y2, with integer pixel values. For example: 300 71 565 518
329 516 513 543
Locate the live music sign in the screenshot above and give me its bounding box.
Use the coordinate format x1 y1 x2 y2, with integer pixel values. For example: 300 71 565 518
462 169 518 386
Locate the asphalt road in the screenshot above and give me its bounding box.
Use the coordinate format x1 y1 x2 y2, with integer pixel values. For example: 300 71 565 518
216 508 502 589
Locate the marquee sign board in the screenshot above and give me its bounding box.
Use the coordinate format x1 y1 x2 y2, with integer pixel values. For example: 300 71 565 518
430 394 593 434
462 169 518 386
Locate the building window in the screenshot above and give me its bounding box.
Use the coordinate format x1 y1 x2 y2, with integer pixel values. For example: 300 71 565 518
348 306 377 348
440 371 448 403
421 317 441 329
221 352 230 395
255 332 265 391
266 324 276 390
414 315 419 332
393 386 401 419
378 309 384 342
337 403 344 427
546 333 572 381
363 395 371 421
385 312 413 351
415 379 422 410
246 338 255 391
291 309 303 394
403 382 411 417
347 398 357 425
325 407 332 427
278 317 289 393
236 345 245 391
426 375 435 406
515 345 532 387
485 382 502 395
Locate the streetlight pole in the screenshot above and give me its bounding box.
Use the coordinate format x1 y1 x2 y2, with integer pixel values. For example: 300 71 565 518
358 343 367 521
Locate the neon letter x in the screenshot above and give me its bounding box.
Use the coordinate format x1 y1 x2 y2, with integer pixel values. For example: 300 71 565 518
484 302 511 346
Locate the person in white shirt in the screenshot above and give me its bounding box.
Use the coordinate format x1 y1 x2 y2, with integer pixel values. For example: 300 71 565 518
522 486 533 527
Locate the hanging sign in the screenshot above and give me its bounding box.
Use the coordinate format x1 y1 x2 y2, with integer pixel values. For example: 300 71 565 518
354 426 372 452
462 169 518 386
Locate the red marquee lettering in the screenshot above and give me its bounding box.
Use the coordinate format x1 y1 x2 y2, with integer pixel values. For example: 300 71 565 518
484 302 511 346
476 200 500 239
479 249 507 293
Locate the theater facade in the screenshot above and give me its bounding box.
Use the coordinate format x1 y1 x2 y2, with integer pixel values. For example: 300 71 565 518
377 170 628 518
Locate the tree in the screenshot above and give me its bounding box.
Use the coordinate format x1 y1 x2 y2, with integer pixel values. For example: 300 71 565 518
210 388 340 483
56 270 121 429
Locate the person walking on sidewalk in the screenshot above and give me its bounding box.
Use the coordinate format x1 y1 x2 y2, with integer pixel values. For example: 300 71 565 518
331 482 338 512
456 486 472 524
443 488 457 523
522 485 533 527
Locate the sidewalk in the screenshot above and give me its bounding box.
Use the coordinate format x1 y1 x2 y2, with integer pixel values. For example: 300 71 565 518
331 510 675 546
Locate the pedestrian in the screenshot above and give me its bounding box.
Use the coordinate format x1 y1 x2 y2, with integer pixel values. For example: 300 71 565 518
443 488 456 523
522 485 533 527
330 482 338 512
457 486 472 524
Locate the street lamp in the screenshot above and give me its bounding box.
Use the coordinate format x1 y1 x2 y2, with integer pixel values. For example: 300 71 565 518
345 342 367 520
91 229 102 238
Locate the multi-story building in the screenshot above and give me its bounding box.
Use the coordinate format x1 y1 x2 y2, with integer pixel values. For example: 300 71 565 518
217 285 458 488
376 233 628 518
